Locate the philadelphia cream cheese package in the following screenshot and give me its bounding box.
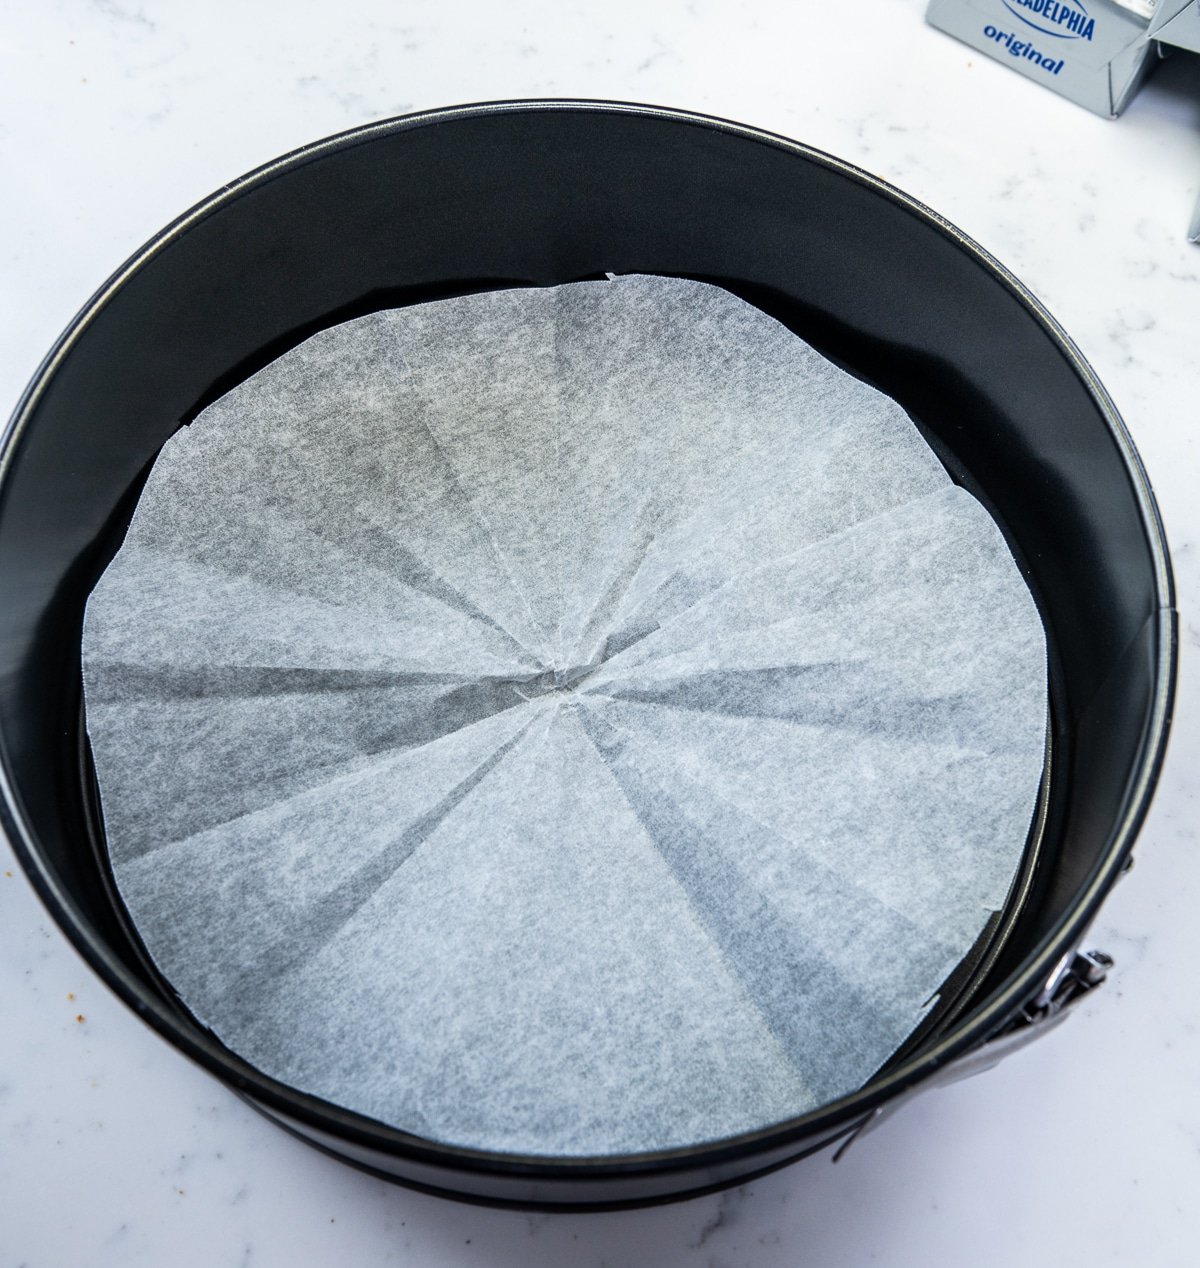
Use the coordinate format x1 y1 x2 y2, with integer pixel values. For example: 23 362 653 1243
926 0 1159 117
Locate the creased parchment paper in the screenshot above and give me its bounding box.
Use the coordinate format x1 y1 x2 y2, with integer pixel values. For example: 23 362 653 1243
83 275 1047 1157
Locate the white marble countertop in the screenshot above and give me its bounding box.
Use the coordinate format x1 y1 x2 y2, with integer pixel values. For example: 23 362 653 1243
1 2 1197 1264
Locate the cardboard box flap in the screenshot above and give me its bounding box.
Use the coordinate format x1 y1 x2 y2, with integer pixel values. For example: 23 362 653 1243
1152 0 1200 51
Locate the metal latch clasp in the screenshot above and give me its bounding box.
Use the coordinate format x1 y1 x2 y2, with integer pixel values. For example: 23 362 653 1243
832 947 1114 1163
1021 948 1113 1025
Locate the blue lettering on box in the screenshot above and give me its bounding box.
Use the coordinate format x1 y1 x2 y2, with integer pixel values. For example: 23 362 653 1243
984 23 1067 73
1000 0 1096 41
